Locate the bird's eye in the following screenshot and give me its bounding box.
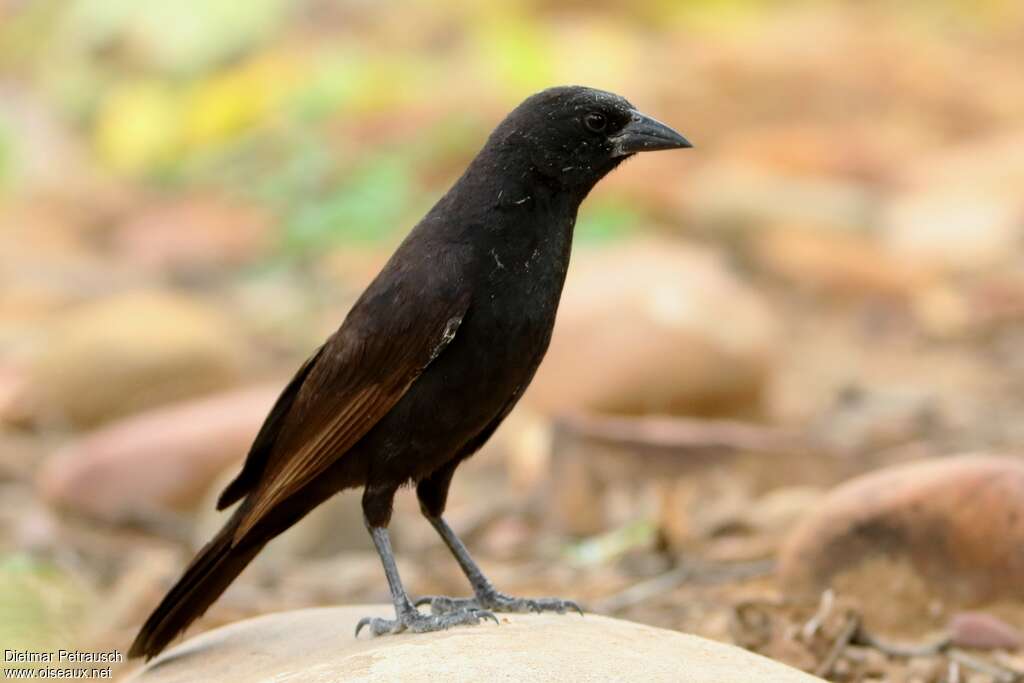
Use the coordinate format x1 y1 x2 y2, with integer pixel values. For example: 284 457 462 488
583 112 607 133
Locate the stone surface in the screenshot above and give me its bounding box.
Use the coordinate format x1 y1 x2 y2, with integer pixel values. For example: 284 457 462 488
111 196 273 275
127 605 822 683
28 290 243 427
882 190 1022 273
527 241 778 418
686 161 876 234
752 225 935 300
900 129 1024 199
0 203 122 333
194 470 375 566
37 384 280 521
778 455 1024 632
948 611 1022 651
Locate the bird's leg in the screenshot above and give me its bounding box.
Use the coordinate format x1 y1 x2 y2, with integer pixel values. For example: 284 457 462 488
356 486 497 637
414 468 582 618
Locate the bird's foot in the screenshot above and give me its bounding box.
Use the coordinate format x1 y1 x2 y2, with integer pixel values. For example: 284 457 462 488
416 590 583 616
355 604 498 638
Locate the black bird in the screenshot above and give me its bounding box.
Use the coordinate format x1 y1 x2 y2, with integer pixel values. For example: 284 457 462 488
129 85 690 659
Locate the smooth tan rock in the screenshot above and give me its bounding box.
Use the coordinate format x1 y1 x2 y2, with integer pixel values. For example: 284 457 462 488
948 612 1022 650
194 470 375 566
882 190 1023 273
37 384 280 521
527 241 778 418
112 196 273 274
900 129 1024 198
128 605 822 683
718 123 892 180
686 161 875 234
29 290 243 427
752 225 936 300
778 456 1024 632
0 203 122 331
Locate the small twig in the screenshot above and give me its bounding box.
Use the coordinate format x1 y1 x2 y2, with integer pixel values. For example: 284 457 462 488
853 626 950 658
691 558 776 584
994 652 1024 677
556 413 804 453
801 589 835 641
851 624 1021 681
551 413 812 475
815 612 860 678
592 565 692 614
591 559 774 614
948 648 1022 683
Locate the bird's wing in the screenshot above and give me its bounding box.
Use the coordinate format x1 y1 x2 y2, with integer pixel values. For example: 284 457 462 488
233 277 471 542
216 345 327 511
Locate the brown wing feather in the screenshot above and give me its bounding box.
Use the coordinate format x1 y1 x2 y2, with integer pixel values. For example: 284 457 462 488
217 346 326 510
233 292 469 542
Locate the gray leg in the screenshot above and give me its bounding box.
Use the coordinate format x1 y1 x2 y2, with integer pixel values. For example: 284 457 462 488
417 514 583 617
356 518 497 637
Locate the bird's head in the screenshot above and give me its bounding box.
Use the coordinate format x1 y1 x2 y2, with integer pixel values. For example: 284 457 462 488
491 85 691 196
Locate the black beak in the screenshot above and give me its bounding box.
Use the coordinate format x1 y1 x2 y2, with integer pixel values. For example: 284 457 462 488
610 110 692 157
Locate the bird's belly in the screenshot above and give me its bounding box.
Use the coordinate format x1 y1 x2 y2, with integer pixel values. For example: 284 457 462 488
435 303 554 422
375 281 561 480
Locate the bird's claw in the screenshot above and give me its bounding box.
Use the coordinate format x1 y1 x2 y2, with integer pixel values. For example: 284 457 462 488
354 616 375 638
355 606 498 638
418 592 584 617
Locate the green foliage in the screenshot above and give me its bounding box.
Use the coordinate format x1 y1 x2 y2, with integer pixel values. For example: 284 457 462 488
565 519 658 567
472 10 555 93
60 0 289 74
576 198 644 244
0 121 11 192
0 555 89 653
290 54 365 123
281 154 416 251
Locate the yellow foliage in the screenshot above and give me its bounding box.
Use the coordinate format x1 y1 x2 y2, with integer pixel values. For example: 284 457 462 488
182 52 303 148
92 52 306 173
468 5 554 94
93 80 181 173
346 60 432 114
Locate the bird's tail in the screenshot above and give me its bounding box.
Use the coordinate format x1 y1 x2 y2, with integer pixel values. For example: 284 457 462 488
128 508 261 660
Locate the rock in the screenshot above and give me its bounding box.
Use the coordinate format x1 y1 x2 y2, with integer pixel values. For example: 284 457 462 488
275 554 421 608
948 612 1022 651
900 129 1024 199
0 427 46 482
127 605 823 683
686 161 876 234
751 225 935 300
747 486 826 536
0 364 33 428
717 123 893 182
28 290 244 427
37 384 280 522
547 413 837 540
882 190 1023 273
527 241 779 418
778 456 1024 633
0 203 124 335
194 470 374 569
111 196 273 275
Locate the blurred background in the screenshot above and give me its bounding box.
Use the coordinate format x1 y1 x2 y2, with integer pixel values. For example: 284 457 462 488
3 0 1024 680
